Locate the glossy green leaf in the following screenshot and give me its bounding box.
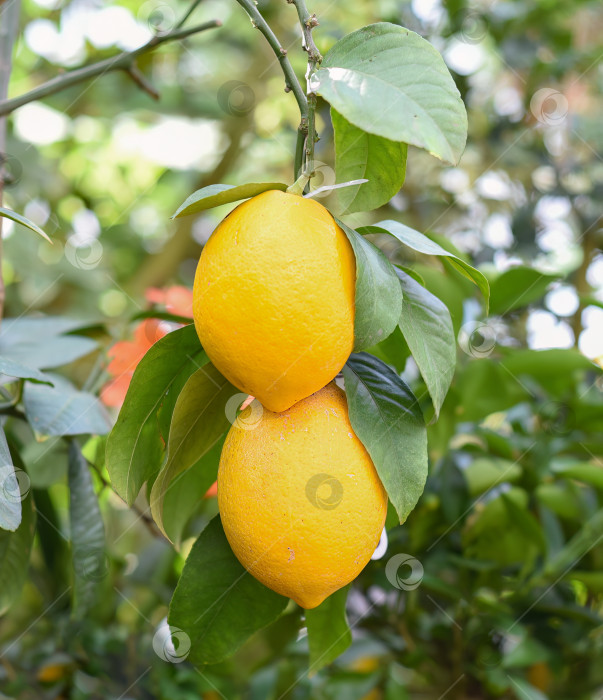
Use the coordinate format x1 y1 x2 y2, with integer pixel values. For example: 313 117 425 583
150 364 236 538
0 205 52 242
68 441 106 618
23 375 111 437
0 428 20 532
168 516 289 665
312 23 467 164
0 488 35 615
396 269 455 417
359 220 489 310
305 586 352 674
332 109 407 214
161 436 225 546
551 462 603 490
0 357 53 385
106 325 207 505
489 267 559 315
337 219 402 351
172 182 288 218
343 352 427 523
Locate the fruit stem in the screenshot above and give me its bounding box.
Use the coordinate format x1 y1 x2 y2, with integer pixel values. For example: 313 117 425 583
288 0 322 183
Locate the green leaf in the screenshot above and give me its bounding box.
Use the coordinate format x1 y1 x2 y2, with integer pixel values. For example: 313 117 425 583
337 219 402 351
501 348 597 381
161 436 225 546
508 676 550 700
168 516 289 665
172 182 288 218
359 220 490 310
489 267 559 315
106 325 207 505
312 23 467 164
396 269 455 417
23 375 111 437
332 109 407 214
464 458 523 497
150 364 236 538
343 352 427 523
68 441 106 618
305 586 352 674
0 487 35 615
0 357 54 385
551 462 603 490
0 205 52 243
0 428 20 532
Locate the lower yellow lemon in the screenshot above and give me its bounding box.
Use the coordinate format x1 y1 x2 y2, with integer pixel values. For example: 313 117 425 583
192 189 355 413
218 383 387 609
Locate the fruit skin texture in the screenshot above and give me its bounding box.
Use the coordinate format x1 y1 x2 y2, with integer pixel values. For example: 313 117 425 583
218 383 387 609
193 190 355 413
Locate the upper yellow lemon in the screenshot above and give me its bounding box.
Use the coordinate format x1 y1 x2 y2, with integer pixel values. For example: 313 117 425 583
218 383 387 609
193 190 355 413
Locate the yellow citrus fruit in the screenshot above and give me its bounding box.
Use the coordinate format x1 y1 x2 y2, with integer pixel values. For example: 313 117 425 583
193 190 355 413
218 382 387 609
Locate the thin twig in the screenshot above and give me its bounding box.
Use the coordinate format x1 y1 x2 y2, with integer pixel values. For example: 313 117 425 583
0 19 222 117
0 0 21 324
289 0 322 180
176 0 204 29
233 0 308 126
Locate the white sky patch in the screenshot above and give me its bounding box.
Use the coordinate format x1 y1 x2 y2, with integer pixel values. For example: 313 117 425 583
113 117 222 170
484 212 513 249
586 256 603 289
535 195 571 223
412 0 444 24
494 86 524 119
14 103 71 145
440 168 470 194
536 220 574 253
579 306 603 359
445 39 485 75
527 310 574 350
475 171 513 200
85 6 150 50
545 285 579 317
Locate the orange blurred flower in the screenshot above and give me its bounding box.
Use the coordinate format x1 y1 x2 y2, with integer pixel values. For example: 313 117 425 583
101 287 194 408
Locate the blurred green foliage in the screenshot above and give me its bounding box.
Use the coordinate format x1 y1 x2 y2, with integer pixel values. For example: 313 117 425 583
1 0 602 698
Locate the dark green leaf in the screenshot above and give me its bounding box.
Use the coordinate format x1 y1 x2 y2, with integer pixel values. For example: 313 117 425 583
332 109 407 214
337 219 402 351
396 269 455 417
306 586 352 674
0 488 35 615
359 220 489 310
168 516 289 665
0 428 20 532
0 357 53 385
0 205 52 242
312 23 467 164
68 441 106 618
489 267 560 315
343 352 427 523
172 182 288 218
23 375 111 437
150 364 236 538
106 325 207 505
